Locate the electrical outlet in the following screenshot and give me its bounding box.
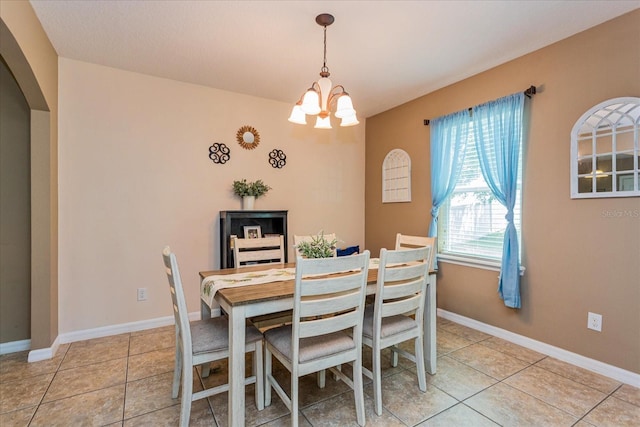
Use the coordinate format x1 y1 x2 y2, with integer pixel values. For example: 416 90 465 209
137 288 148 301
587 312 602 332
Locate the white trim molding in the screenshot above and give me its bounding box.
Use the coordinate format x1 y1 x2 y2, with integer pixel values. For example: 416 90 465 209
23 309 217 361
28 337 60 362
438 254 526 275
0 339 31 355
438 309 640 388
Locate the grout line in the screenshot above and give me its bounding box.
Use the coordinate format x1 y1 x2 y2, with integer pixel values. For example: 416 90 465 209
121 333 131 423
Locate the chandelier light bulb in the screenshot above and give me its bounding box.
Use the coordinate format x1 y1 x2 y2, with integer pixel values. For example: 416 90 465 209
315 116 332 129
288 104 307 124
301 90 321 115
335 94 356 119
340 113 359 127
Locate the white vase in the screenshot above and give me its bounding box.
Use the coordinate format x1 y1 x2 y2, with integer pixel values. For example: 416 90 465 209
242 196 255 210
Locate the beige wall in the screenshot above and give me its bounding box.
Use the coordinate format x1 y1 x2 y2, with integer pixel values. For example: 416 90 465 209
365 10 640 373
0 0 58 350
58 58 365 333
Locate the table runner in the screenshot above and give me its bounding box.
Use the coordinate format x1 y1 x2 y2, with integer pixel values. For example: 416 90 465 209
201 267 295 308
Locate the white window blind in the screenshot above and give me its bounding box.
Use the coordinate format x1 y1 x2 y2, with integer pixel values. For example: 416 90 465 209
438 122 522 260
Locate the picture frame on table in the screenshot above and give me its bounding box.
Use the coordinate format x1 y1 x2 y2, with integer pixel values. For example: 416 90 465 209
243 225 261 239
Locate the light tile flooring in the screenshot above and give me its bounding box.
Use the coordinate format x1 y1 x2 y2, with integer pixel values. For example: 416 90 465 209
1 317 639 426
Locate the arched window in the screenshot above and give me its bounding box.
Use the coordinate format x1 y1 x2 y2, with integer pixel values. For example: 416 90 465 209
382 149 411 203
571 97 640 198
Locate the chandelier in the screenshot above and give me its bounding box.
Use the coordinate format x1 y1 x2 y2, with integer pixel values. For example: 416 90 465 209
288 13 359 129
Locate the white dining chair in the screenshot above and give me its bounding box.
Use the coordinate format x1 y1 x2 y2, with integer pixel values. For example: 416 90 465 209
232 235 290 330
233 235 285 268
263 251 370 427
362 246 431 416
162 246 264 426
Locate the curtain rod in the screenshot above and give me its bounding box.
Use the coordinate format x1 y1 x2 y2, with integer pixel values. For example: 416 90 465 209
423 85 537 126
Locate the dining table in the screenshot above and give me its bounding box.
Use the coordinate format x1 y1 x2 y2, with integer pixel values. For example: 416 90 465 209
199 260 437 427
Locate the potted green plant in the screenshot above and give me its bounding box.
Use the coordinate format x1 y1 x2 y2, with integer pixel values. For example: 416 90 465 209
232 179 271 210
296 232 338 259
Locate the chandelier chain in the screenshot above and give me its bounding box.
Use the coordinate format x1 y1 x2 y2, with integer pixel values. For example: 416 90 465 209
322 24 329 74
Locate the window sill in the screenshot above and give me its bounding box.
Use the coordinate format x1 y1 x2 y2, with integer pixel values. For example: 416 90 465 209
437 254 526 276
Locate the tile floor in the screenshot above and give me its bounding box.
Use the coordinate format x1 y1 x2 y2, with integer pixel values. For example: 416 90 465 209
1 317 639 426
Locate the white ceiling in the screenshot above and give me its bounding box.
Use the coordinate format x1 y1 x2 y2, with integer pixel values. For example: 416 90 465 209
29 0 639 118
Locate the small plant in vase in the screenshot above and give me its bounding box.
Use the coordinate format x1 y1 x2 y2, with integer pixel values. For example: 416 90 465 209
297 232 338 259
232 179 271 210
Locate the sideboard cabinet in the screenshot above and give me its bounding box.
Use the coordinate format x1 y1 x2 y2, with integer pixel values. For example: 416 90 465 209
219 210 288 268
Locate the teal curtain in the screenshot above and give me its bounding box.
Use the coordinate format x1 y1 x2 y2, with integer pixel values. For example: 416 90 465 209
472 92 525 308
428 110 471 238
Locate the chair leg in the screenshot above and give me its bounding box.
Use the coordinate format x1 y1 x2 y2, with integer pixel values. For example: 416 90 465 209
390 345 399 367
333 364 342 381
201 362 211 378
254 340 265 410
172 344 182 399
264 346 272 407
372 345 383 416
353 356 366 426
415 336 427 392
291 373 299 427
179 365 193 427
317 369 326 388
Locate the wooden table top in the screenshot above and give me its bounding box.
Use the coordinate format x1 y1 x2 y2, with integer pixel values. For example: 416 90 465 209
199 263 378 307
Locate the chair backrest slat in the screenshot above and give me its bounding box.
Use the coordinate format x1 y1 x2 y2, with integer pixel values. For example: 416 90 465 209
299 290 363 318
298 310 360 339
298 273 363 296
380 277 424 300
380 294 421 318
381 262 428 282
233 235 285 268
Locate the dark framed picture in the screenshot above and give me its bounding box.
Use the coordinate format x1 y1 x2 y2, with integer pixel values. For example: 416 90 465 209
243 225 261 239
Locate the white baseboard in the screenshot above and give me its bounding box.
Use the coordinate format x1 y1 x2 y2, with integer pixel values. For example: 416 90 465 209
28 336 60 362
58 310 209 344
22 309 218 362
438 308 640 388
0 339 31 355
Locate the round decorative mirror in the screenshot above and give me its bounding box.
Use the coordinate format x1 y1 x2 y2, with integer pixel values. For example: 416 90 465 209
236 125 260 150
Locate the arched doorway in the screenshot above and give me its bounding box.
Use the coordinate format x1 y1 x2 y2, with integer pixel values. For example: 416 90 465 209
0 12 58 359
0 56 31 349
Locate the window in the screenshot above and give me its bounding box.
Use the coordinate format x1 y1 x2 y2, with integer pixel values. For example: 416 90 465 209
382 149 411 203
571 97 640 198
438 122 522 263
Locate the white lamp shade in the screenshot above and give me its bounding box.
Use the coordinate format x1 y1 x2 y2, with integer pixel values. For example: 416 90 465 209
340 113 359 127
301 90 321 115
314 116 332 129
335 94 356 118
288 105 307 124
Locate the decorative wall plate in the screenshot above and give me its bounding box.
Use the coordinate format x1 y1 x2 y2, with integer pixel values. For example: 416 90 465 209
269 149 287 168
209 143 230 164
236 125 260 150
